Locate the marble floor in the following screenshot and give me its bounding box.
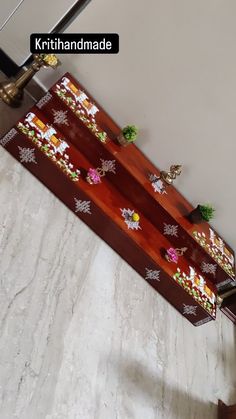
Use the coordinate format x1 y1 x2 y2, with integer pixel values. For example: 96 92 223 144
0 79 236 419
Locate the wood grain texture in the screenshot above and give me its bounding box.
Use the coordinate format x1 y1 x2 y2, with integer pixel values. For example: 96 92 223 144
218 400 236 419
1 114 217 325
40 73 235 289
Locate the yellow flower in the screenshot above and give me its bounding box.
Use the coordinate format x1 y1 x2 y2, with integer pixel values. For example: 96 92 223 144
132 212 140 222
43 54 58 67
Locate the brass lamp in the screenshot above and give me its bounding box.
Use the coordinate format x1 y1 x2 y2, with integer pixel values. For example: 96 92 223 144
0 54 60 107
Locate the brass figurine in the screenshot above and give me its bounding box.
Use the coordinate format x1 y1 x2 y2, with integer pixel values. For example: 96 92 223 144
0 54 60 108
160 165 182 185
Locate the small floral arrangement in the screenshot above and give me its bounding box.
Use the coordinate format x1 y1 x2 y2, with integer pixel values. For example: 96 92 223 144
166 248 179 263
117 125 139 146
165 247 187 263
96 131 107 143
121 208 141 230
199 204 215 222
86 168 101 184
122 125 138 143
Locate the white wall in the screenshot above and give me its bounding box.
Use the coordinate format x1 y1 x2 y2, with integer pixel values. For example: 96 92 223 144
0 0 80 65
0 0 23 30
37 0 236 250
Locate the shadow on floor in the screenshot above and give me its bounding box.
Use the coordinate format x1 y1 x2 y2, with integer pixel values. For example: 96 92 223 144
113 358 217 419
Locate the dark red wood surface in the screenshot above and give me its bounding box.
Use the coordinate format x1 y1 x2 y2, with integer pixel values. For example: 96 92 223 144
38 72 235 289
0 107 217 326
218 400 236 419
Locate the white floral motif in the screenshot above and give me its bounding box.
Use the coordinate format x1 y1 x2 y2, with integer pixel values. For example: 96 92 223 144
145 269 160 281
74 198 91 214
121 208 141 230
201 262 217 276
149 174 167 195
163 223 178 237
18 147 37 164
100 159 116 174
183 304 197 316
52 109 69 126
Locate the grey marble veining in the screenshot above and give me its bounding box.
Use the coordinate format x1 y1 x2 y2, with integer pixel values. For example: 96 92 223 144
0 103 236 419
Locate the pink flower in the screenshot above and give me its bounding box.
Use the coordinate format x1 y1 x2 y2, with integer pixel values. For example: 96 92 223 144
166 247 178 263
87 168 101 184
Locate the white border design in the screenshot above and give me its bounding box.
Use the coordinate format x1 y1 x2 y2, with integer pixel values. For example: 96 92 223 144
194 317 211 326
36 92 53 109
0 128 17 147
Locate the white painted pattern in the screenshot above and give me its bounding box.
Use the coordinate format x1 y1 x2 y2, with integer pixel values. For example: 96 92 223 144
149 174 167 194
145 268 160 281
0 128 17 147
18 146 37 164
120 208 141 230
163 223 178 237
201 261 217 276
36 92 52 109
52 109 69 126
74 198 92 214
183 304 197 316
194 317 211 326
100 159 116 174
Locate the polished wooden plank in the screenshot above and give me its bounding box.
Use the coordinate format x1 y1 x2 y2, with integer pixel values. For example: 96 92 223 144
0 106 217 325
38 73 235 288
